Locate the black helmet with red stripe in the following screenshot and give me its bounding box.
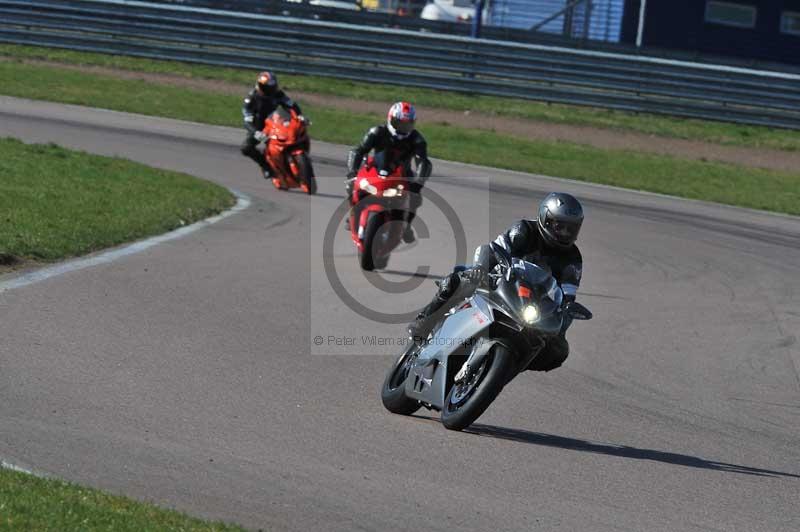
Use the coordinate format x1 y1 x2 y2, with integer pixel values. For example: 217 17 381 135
256 71 278 97
387 101 416 139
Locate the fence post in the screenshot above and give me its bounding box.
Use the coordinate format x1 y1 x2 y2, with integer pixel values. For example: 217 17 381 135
470 0 484 39
582 0 593 42
636 0 648 48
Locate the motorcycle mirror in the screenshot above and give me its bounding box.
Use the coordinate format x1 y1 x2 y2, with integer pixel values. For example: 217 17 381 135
566 302 593 320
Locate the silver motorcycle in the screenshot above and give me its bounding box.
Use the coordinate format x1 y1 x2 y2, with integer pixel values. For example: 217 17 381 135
381 243 592 431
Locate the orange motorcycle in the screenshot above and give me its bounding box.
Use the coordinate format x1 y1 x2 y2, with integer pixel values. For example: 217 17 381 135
263 107 316 194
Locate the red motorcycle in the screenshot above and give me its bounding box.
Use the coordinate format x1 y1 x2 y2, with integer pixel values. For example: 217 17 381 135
349 154 411 271
263 107 316 194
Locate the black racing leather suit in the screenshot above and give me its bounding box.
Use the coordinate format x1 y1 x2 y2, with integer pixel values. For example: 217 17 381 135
414 219 583 371
345 125 433 225
240 88 302 171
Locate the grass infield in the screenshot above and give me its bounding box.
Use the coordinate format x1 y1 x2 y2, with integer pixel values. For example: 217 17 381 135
0 137 235 263
0 465 244 531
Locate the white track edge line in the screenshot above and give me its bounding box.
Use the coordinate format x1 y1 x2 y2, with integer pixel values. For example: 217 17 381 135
1 459 37 476
0 188 251 294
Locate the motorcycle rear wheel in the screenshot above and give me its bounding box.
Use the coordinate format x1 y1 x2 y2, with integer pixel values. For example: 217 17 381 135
381 344 421 415
441 344 512 431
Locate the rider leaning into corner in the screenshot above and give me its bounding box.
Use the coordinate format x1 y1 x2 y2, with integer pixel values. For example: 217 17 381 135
345 102 433 243
240 71 304 178
408 192 585 372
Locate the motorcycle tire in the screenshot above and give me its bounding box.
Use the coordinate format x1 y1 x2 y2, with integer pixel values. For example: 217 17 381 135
294 153 317 195
440 343 513 431
373 253 389 270
359 213 383 271
381 346 421 416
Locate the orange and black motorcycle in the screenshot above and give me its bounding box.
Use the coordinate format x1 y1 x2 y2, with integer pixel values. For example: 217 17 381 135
263 107 316 194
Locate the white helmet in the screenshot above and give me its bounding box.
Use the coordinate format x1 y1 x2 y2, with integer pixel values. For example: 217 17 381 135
387 101 416 140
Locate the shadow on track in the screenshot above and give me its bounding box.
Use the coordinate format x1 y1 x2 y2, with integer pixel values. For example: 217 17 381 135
307 191 343 200
277 188 343 200
464 424 800 479
578 291 631 301
378 269 444 281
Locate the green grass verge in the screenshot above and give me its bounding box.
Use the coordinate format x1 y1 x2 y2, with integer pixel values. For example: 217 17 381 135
0 137 235 261
1 57 798 215
2 44 800 152
0 466 244 531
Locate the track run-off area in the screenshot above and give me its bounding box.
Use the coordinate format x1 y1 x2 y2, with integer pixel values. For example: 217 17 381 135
1 96 799 531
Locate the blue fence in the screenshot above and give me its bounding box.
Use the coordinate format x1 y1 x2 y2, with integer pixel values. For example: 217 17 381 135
489 0 624 42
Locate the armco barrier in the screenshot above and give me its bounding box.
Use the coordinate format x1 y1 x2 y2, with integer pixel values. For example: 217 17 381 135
2 0 799 129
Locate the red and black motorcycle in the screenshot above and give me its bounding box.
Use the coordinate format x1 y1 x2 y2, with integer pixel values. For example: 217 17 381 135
263 107 316 194
348 154 411 271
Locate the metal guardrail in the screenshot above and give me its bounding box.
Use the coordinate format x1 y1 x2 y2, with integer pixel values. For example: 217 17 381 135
151 0 800 74
2 0 800 129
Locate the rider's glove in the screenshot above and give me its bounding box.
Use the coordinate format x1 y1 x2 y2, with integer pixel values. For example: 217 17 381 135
253 131 267 143
297 114 308 123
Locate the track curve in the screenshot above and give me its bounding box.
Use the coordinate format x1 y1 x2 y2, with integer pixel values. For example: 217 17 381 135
1 97 799 532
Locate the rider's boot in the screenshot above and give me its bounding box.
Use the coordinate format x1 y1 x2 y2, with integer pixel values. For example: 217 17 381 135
344 178 356 231
402 211 416 243
345 205 355 232
526 333 570 371
526 311 573 371
407 296 446 343
407 272 460 342
402 224 415 244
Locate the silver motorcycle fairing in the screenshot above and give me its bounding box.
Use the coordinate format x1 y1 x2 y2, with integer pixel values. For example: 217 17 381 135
403 282 566 409
404 292 508 409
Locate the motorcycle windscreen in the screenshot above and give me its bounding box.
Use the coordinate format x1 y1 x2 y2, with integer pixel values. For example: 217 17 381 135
494 261 563 334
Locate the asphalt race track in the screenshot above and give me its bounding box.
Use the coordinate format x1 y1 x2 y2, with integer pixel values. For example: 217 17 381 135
1 96 799 531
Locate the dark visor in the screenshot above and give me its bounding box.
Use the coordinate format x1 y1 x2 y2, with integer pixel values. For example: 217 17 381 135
549 220 581 241
392 118 415 134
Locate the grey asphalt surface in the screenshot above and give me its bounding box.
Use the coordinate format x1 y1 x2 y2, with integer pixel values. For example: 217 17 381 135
1 96 799 531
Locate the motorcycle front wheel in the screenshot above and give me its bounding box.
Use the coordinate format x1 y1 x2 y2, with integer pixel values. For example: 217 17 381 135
359 213 384 271
381 344 421 416
294 153 317 195
441 344 513 431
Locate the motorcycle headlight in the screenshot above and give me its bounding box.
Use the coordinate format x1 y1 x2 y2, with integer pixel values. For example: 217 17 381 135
522 304 540 324
359 179 378 196
382 187 402 198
